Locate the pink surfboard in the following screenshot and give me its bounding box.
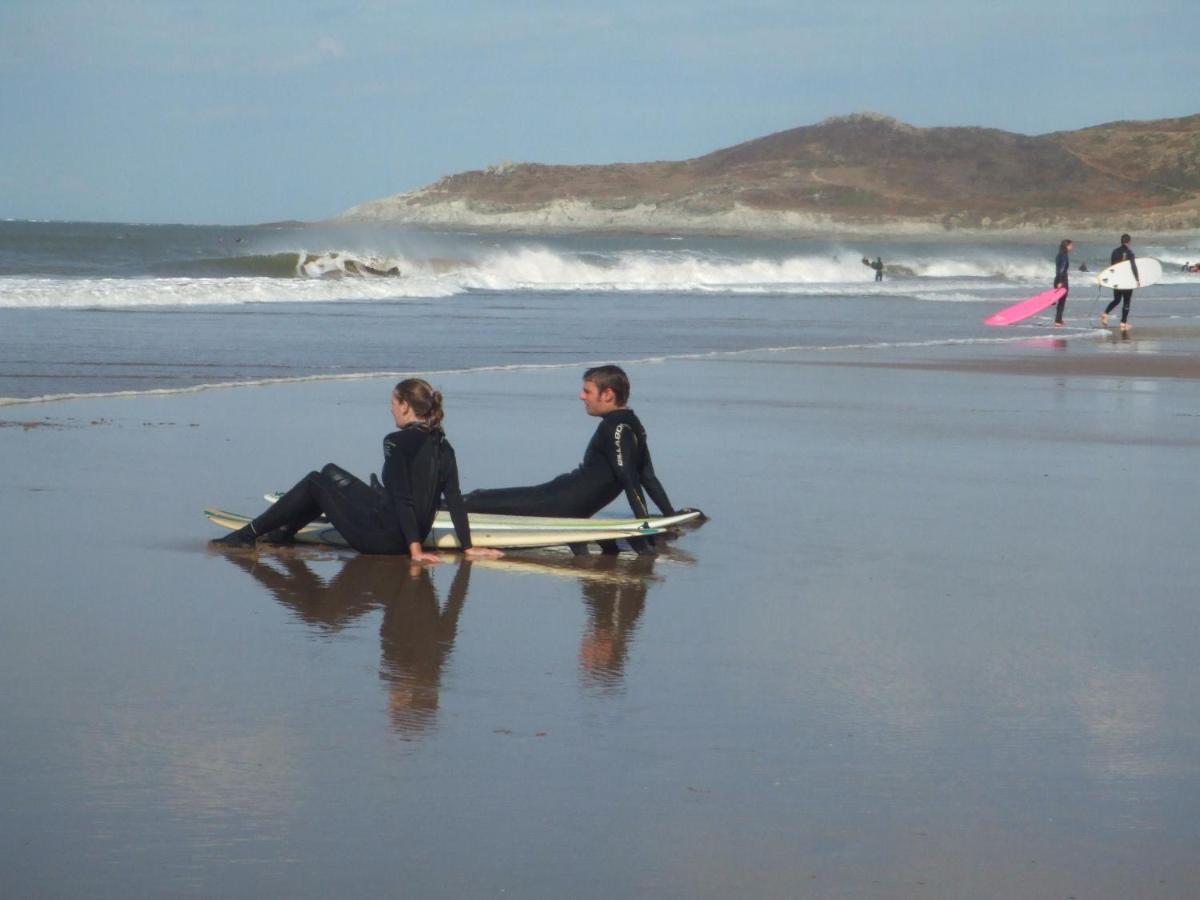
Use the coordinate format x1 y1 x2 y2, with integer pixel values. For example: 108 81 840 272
983 287 1067 326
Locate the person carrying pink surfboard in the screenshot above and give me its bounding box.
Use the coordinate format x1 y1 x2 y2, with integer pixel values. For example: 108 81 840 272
1053 238 1073 326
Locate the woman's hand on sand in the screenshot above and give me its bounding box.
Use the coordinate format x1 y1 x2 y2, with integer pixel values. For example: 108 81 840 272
409 544 443 565
464 547 505 559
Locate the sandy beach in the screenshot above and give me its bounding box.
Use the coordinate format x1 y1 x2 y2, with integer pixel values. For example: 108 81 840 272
3 330 1199 897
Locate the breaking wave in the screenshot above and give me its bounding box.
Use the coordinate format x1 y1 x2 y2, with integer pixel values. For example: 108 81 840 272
0 242 1147 309
0 274 458 308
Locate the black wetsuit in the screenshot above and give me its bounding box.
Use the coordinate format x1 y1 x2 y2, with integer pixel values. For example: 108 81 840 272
1053 250 1070 323
463 408 674 519
241 424 472 554
1105 244 1140 324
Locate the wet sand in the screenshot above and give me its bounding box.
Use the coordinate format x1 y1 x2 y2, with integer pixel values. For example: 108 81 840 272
3 333 1200 897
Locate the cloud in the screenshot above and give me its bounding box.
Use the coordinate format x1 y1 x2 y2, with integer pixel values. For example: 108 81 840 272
267 36 348 72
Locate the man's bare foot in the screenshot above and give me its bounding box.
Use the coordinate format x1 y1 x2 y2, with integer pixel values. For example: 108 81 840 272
1120 322 1130 332
1099 312 1108 326
464 547 505 560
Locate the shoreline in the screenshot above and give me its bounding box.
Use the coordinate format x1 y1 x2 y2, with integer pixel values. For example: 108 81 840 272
9 325 1197 410
335 196 1200 242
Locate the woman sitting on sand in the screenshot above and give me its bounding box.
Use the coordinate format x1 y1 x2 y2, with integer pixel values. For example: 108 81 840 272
211 379 503 563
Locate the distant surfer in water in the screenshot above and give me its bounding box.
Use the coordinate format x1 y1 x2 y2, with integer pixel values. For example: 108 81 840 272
861 256 884 281
1101 233 1140 331
1053 239 1072 326
462 365 688 554
211 379 503 562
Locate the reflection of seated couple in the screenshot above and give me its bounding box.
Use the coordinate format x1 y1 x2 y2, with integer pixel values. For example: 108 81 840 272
222 552 658 734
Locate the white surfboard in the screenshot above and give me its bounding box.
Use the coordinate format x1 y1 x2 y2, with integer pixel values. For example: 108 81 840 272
261 493 702 531
1097 257 1162 290
205 507 666 550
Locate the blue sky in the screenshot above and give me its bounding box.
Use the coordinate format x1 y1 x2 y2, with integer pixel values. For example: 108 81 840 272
2 0 1195 224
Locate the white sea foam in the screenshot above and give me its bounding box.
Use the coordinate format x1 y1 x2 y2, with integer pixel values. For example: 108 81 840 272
1150 260 1200 285
0 274 457 309
448 246 872 291
901 258 1048 280
444 246 1065 299
296 250 408 278
0 242 1157 309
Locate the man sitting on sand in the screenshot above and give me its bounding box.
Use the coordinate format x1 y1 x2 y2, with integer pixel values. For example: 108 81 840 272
462 365 679 538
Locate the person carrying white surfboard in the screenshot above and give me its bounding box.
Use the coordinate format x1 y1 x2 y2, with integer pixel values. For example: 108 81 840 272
1053 239 1073 326
1101 233 1140 331
210 379 504 563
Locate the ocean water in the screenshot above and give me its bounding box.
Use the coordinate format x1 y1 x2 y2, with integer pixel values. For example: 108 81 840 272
2 220 1199 403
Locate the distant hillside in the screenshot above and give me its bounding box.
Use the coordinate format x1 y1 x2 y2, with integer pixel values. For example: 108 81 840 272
340 113 1200 235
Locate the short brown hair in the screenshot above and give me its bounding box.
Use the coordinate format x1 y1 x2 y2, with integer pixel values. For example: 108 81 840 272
583 365 630 406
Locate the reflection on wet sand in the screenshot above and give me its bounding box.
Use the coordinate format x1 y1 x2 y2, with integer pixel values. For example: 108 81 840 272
221 554 469 737
379 563 469 736
220 552 384 633
471 551 671 693
578 556 655 692
220 548 688 733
